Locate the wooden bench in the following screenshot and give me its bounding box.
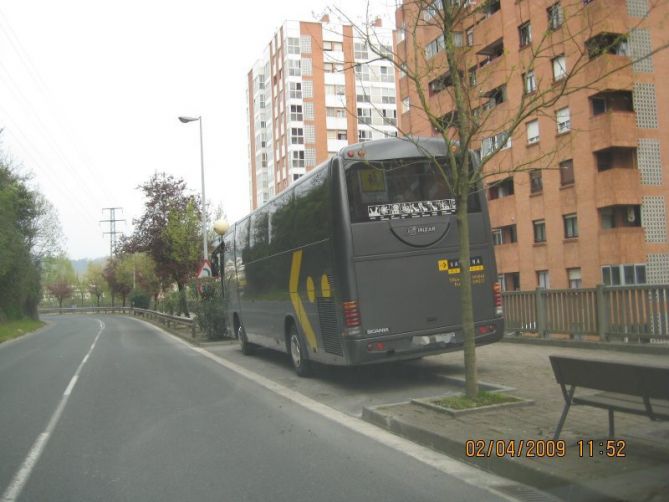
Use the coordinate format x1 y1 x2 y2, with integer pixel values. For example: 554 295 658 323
549 355 669 439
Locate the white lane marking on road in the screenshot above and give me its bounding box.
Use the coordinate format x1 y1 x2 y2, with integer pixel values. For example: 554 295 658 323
139 322 522 502
1 319 105 502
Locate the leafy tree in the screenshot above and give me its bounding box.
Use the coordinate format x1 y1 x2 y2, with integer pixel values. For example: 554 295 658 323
0 149 63 320
334 0 668 397
120 173 202 316
102 255 134 307
85 262 107 307
132 253 161 309
43 255 76 308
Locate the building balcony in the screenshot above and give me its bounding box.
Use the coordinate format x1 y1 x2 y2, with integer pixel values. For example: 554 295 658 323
487 194 516 227
473 11 503 54
583 0 629 37
598 227 646 264
585 55 633 93
493 243 520 272
589 111 637 152
595 168 641 208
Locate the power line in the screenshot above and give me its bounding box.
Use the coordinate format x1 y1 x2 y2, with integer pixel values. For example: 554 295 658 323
100 207 125 258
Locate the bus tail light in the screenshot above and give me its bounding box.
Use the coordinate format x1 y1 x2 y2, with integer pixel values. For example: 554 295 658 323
343 300 361 329
493 282 503 316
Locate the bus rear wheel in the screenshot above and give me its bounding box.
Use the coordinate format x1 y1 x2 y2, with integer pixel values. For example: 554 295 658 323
289 325 312 377
238 324 255 355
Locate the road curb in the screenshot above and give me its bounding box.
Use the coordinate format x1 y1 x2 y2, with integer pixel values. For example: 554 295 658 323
0 319 52 350
361 405 616 502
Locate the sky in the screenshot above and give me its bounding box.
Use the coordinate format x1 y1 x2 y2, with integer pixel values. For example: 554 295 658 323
0 0 397 260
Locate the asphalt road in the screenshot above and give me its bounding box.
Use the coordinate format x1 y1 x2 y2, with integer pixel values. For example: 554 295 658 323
0 315 509 502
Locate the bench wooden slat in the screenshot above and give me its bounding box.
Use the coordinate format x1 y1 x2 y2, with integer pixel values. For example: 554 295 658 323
549 355 669 439
573 392 669 420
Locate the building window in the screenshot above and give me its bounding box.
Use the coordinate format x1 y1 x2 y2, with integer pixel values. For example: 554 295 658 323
324 62 343 73
469 68 477 87
559 159 574 185
556 107 571 133
530 170 543 194
523 71 537 94
488 177 514 200
323 41 343 52
381 88 396 104
567 268 582 289
325 84 346 96
357 107 372 124
563 213 578 238
337 130 347 140
290 128 304 145
503 272 521 291
326 107 346 118
599 205 641 228
291 150 305 168
586 33 628 59
591 97 607 115
602 264 646 286
354 42 368 60
552 55 567 81
481 132 511 157
287 37 300 55
518 22 532 48
425 35 445 59
289 105 303 122
358 129 372 142
526 119 539 144
354 63 370 81
533 219 546 243
547 3 563 30
492 228 503 245
466 28 474 47
287 59 301 77
492 224 517 245
537 270 550 288
289 82 302 99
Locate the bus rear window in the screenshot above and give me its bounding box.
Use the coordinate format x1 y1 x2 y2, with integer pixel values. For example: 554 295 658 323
345 158 481 223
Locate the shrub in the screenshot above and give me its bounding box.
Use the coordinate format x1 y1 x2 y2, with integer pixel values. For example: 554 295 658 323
191 278 228 340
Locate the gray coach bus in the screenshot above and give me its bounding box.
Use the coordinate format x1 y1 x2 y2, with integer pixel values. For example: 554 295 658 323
214 137 503 376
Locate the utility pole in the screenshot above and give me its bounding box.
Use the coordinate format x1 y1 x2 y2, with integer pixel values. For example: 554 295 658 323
100 207 125 257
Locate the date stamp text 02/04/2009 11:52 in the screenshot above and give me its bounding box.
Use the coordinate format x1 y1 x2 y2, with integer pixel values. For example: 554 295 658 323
465 439 627 458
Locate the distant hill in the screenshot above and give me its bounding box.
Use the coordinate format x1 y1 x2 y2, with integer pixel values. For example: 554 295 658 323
70 257 107 276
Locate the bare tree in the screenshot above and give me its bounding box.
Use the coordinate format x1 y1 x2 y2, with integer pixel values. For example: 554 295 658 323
333 0 668 397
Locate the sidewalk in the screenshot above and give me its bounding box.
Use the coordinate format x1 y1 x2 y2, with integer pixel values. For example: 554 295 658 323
362 341 669 501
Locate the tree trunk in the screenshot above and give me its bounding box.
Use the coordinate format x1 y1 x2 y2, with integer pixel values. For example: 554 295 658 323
456 188 478 398
177 283 189 317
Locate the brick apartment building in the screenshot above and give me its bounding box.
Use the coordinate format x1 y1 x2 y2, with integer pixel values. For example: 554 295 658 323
394 0 669 290
246 17 397 209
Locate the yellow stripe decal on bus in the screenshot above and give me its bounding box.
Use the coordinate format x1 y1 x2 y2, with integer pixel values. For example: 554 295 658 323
289 250 317 351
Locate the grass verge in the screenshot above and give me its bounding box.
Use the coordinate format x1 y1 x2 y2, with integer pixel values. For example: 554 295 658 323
433 391 521 410
0 319 45 344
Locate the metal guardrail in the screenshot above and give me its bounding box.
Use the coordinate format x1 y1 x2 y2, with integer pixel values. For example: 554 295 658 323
503 285 669 343
39 306 198 338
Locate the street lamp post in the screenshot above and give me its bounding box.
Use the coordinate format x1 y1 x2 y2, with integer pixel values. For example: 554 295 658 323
178 115 208 261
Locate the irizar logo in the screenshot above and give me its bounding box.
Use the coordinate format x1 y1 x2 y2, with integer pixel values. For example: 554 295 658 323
407 225 436 236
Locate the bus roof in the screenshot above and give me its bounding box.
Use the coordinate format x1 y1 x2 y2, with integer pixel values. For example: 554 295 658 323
339 137 457 163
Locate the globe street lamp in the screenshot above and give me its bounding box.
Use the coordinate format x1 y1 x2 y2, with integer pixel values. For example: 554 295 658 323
178 115 208 260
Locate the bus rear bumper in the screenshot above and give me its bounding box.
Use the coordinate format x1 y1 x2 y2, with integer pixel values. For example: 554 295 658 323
345 318 504 365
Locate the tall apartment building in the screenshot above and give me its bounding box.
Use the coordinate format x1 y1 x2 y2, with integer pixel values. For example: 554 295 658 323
247 16 398 209
394 0 669 289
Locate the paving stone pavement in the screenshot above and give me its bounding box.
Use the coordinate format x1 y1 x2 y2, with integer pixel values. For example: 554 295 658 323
363 341 669 502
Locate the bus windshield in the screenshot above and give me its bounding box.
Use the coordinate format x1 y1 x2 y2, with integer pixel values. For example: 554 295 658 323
345 157 480 223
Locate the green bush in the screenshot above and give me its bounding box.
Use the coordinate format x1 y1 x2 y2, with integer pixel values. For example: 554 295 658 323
191 278 228 340
129 290 150 309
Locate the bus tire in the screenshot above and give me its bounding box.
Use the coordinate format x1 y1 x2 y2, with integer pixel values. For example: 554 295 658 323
289 325 312 377
238 324 255 355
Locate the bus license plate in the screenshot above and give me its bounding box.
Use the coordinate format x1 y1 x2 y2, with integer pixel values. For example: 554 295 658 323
413 332 455 345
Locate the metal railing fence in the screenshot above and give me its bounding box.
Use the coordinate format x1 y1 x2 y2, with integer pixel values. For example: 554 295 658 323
503 284 669 343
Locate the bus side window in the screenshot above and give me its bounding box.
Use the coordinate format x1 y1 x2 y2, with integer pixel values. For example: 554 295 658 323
293 169 331 247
